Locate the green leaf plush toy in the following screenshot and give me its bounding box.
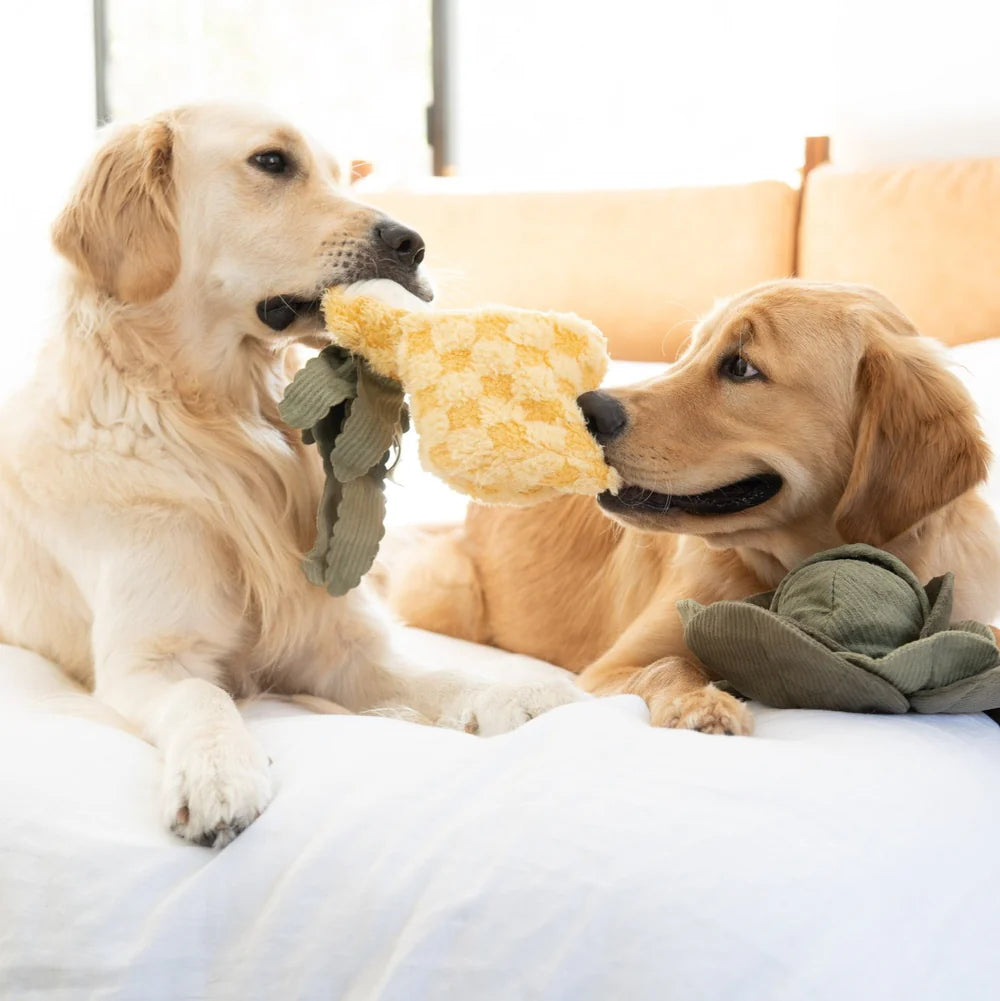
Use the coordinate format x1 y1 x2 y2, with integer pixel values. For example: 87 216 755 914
278 347 406 597
678 544 1000 714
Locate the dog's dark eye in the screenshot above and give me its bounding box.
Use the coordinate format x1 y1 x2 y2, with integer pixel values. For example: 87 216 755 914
250 150 289 175
720 354 762 381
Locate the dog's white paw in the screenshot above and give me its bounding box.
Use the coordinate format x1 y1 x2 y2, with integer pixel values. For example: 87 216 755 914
161 730 273 848
448 674 589 736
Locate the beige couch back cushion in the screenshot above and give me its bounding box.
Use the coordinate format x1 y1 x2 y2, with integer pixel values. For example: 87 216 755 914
798 158 1000 346
366 182 798 361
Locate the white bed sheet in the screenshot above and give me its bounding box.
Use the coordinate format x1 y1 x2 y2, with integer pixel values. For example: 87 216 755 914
4 635 1000 1001
4 340 1000 1001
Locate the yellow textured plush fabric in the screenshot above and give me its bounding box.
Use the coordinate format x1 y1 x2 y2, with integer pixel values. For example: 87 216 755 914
321 291 621 504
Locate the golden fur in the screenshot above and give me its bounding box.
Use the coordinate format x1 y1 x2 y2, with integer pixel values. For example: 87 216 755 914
0 104 584 847
389 281 1000 734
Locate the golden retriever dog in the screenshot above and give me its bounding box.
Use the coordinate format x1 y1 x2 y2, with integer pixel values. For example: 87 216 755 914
388 281 1000 735
0 104 583 847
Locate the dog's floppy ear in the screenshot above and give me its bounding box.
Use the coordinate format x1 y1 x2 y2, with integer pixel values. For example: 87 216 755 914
52 117 179 303
834 323 989 546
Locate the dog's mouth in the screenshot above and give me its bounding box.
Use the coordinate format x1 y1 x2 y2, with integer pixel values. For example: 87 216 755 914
256 274 433 333
255 295 324 332
599 473 784 517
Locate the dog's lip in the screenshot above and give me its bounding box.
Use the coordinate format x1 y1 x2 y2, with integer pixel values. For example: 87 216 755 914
255 295 323 332
598 473 784 517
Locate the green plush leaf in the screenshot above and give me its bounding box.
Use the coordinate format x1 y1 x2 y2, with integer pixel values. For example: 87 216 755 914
301 471 343 587
919 573 955 637
330 364 405 483
284 346 405 598
680 599 909 713
868 631 1000 694
675 598 705 626
322 471 388 596
279 348 356 429
909 666 1000 713
949 619 997 641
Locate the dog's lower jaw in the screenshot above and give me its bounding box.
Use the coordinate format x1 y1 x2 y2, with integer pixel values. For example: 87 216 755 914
599 473 784 518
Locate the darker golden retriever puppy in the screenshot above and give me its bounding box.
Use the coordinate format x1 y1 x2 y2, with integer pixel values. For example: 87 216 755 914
387 281 1000 734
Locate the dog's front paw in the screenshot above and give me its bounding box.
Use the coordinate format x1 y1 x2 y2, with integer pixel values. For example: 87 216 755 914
162 730 274 848
449 675 589 736
653 684 754 736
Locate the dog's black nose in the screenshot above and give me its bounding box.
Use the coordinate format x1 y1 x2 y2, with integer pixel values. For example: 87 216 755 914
374 219 426 269
577 390 627 443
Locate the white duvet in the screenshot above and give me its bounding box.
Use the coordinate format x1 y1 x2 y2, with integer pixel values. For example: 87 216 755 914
3 345 1000 1001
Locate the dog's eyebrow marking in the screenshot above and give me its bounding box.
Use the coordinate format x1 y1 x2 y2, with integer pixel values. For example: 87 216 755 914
266 127 301 151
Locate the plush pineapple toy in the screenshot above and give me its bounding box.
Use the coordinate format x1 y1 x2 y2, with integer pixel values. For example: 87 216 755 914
279 282 621 595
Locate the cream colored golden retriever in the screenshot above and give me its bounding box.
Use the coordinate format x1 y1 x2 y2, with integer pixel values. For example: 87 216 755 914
0 104 583 847
389 281 1000 735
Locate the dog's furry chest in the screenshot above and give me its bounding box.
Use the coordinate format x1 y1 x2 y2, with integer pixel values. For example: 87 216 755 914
4 379 330 686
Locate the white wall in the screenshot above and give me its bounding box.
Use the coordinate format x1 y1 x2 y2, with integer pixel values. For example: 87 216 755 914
453 0 1000 184
825 1 1000 168
0 3 96 399
832 109 1000 172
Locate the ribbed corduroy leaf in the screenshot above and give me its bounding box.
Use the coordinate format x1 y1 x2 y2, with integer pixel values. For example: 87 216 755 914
278 349 356 430
330 364 405 483
300 403 348 586
322 471 388 596
281 345 406 596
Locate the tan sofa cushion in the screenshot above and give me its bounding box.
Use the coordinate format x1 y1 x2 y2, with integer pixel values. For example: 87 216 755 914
365 182 798 361
798 158 1000 346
